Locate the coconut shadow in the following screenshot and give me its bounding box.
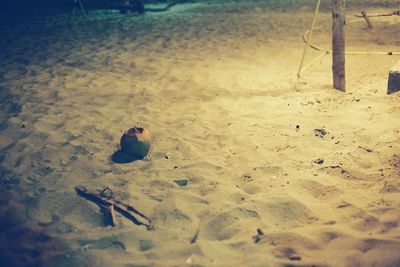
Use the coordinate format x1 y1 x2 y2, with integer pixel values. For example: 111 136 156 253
111 150 141 164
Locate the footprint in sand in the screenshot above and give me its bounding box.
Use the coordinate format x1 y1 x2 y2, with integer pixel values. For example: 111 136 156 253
203 208 261 241
298 179 342 200
257 198 313 228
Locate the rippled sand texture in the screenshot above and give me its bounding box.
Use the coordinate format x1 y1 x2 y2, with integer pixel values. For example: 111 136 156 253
0 2 400 267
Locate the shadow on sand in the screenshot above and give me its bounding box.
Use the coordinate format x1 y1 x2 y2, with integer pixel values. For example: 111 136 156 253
0 190 69 267
111 150 140 164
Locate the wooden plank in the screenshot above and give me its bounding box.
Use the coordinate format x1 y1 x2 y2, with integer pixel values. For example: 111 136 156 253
332 0 346 91
388 61 400 95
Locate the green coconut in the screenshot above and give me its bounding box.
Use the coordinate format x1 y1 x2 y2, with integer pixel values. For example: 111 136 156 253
120 127 151 159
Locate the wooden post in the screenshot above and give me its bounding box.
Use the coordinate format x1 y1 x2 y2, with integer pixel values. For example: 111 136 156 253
361 11 373 29
332 0 346 91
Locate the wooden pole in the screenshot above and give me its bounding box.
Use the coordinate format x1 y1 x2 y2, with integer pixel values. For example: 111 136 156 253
332 0 346 91
361 11 373 29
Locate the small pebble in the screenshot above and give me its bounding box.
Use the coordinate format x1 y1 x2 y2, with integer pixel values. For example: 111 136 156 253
174 179 188 187
314 128 327 138
314 159 324 165
253 228 264 243
289 255 302 261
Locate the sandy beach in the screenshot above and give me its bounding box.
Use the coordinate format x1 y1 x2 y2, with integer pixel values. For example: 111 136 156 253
1 1 400 266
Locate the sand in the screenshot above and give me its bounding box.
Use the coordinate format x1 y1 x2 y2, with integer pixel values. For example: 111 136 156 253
0 1 400 266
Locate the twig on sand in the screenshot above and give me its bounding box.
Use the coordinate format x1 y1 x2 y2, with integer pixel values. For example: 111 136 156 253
109 205 117 227
318 165 360 180
76 186 151 229
252 228 264 243
358 146 373 153
190 229 200 244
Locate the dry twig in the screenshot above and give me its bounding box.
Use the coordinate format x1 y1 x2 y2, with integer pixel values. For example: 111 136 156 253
76 186 151 229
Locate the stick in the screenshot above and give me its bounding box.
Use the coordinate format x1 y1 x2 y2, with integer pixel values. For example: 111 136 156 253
297 0 321 78
76 187 151 228
332 0 346 91
190 229 200 244
319 165 360 180
109 205 117 226
355 10 400 18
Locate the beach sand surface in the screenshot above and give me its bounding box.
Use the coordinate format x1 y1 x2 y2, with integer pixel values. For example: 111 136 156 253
0 1 400 266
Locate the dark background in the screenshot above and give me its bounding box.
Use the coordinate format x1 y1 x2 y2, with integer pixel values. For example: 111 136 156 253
0 0 169 21
1 0 65 18
1 0 399 20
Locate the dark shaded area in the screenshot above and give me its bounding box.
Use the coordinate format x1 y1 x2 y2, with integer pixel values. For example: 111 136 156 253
0 0 179 22
0 0 63 22
0 190 67 267
0 167 22 191
0 87 22 119
1 0 400 24
111 150 140 164
120 0 145 14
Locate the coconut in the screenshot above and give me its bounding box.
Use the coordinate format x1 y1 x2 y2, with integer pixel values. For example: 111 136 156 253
120 127 151 159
